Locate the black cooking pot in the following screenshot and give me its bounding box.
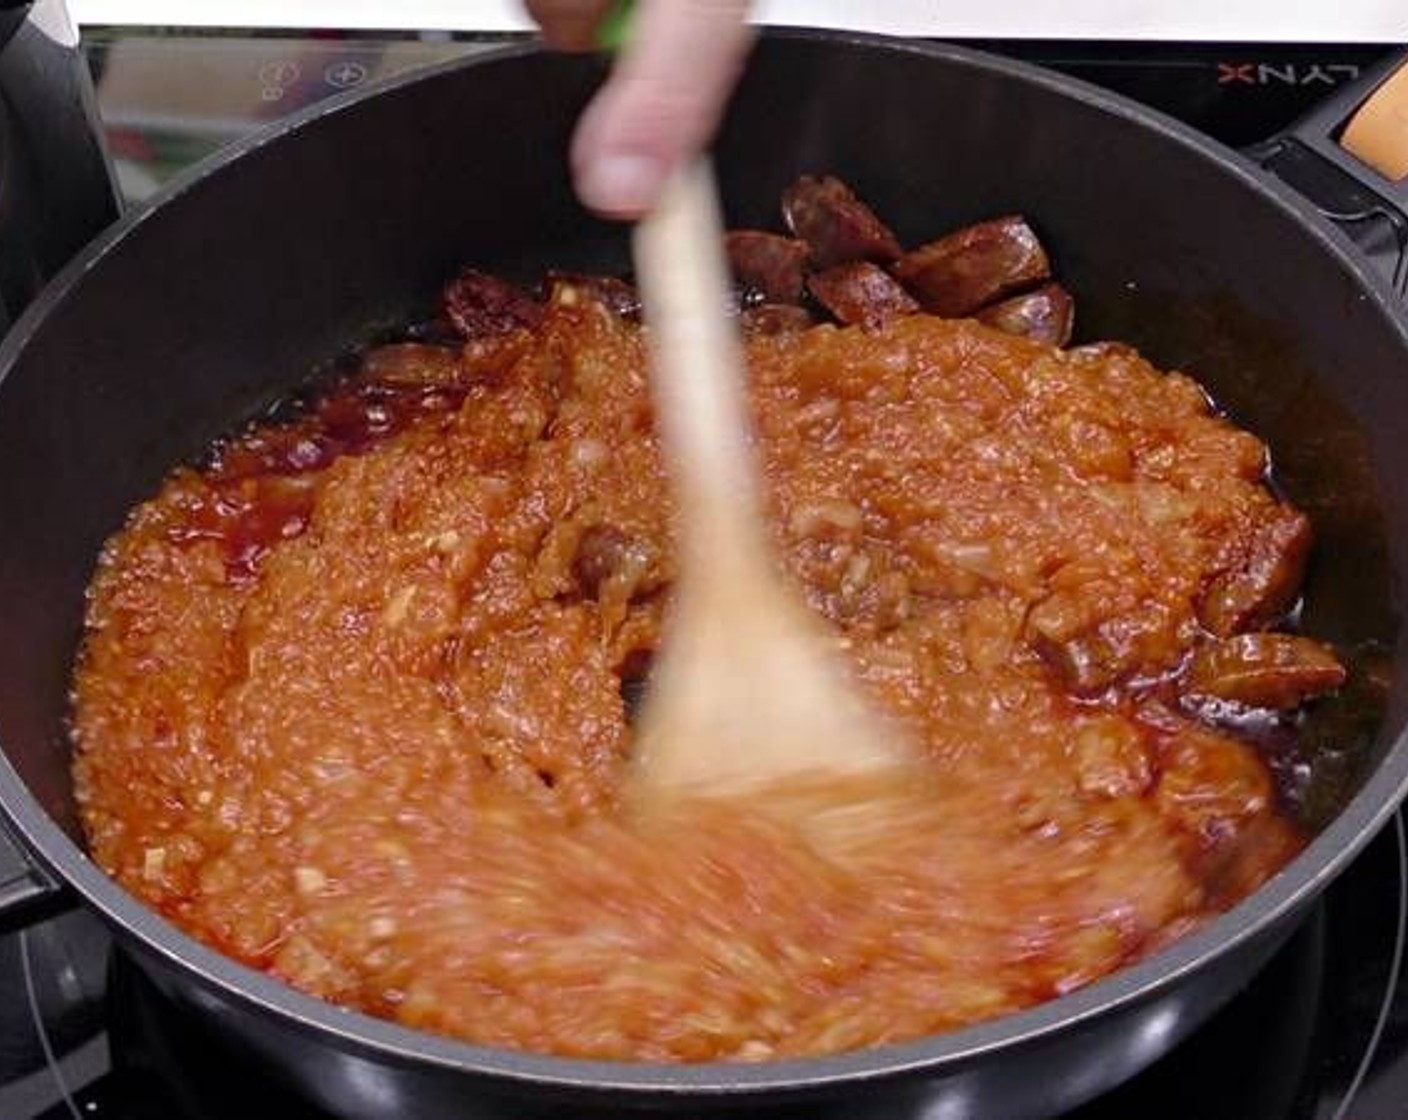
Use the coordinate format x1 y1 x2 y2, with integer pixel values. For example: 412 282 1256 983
1 31 1407 1120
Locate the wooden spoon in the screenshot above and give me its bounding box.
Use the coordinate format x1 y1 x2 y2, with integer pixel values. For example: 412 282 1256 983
629 160 906 803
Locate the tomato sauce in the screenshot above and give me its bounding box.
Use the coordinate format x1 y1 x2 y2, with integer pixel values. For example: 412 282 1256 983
72 296 1335 1062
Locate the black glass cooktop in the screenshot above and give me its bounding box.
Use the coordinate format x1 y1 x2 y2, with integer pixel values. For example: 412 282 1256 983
1 28 1404 1120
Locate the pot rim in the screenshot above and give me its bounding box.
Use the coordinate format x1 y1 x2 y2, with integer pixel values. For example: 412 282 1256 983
2 27 1406 1097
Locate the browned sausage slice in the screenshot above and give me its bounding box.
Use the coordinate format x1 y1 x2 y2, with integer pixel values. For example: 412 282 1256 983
807 262 919 329
545 272 640 318
1199 511 1311 636
443 268 544 339
1185 633 1346 710
572 524 658 600
725 231 809 304
740 304 816 336
975 282 1074 346
1155 726 1273 844
781 175 903 269
893 216 1051 317
1029 628 1126 696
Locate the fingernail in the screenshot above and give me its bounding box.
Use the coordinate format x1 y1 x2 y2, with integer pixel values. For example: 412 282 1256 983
579 153 665 216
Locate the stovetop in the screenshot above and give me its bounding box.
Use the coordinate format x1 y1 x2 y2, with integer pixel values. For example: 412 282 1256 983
1 28 1405 1120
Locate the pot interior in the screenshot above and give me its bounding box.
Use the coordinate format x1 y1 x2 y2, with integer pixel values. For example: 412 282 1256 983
0 29 1403 969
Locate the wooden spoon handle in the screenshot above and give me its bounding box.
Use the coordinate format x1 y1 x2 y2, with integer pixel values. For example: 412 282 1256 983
633 160 766 574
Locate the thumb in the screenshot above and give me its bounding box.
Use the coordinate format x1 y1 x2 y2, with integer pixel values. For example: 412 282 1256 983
571 0 753 218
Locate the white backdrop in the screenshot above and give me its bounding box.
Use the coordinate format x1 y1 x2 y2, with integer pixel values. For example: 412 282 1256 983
65 0 1408 41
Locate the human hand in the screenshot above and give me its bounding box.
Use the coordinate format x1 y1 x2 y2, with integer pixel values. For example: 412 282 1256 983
524 1 753 218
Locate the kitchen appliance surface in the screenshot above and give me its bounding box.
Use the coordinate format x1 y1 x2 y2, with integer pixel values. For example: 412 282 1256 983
0 0 118 333
1 22 1406 1120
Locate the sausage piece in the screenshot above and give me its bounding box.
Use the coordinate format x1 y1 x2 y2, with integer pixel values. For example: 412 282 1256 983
1199 510 1311 636
1024 579 1139 695
975 283 1074 346
1029 629 1127 696
725 231 809 304
443 269 544 339
1155 726 1273 846
740 304 816 336
893 216 1051 317
1185 633 1345 710
545 272 640 319
807 262 919 329
781 175 903 269
572 524 660 603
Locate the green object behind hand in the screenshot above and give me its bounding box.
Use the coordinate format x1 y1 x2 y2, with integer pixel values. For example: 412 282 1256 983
597 0 634 53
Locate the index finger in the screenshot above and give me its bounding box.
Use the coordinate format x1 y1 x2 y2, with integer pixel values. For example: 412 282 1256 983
571 0 754 217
